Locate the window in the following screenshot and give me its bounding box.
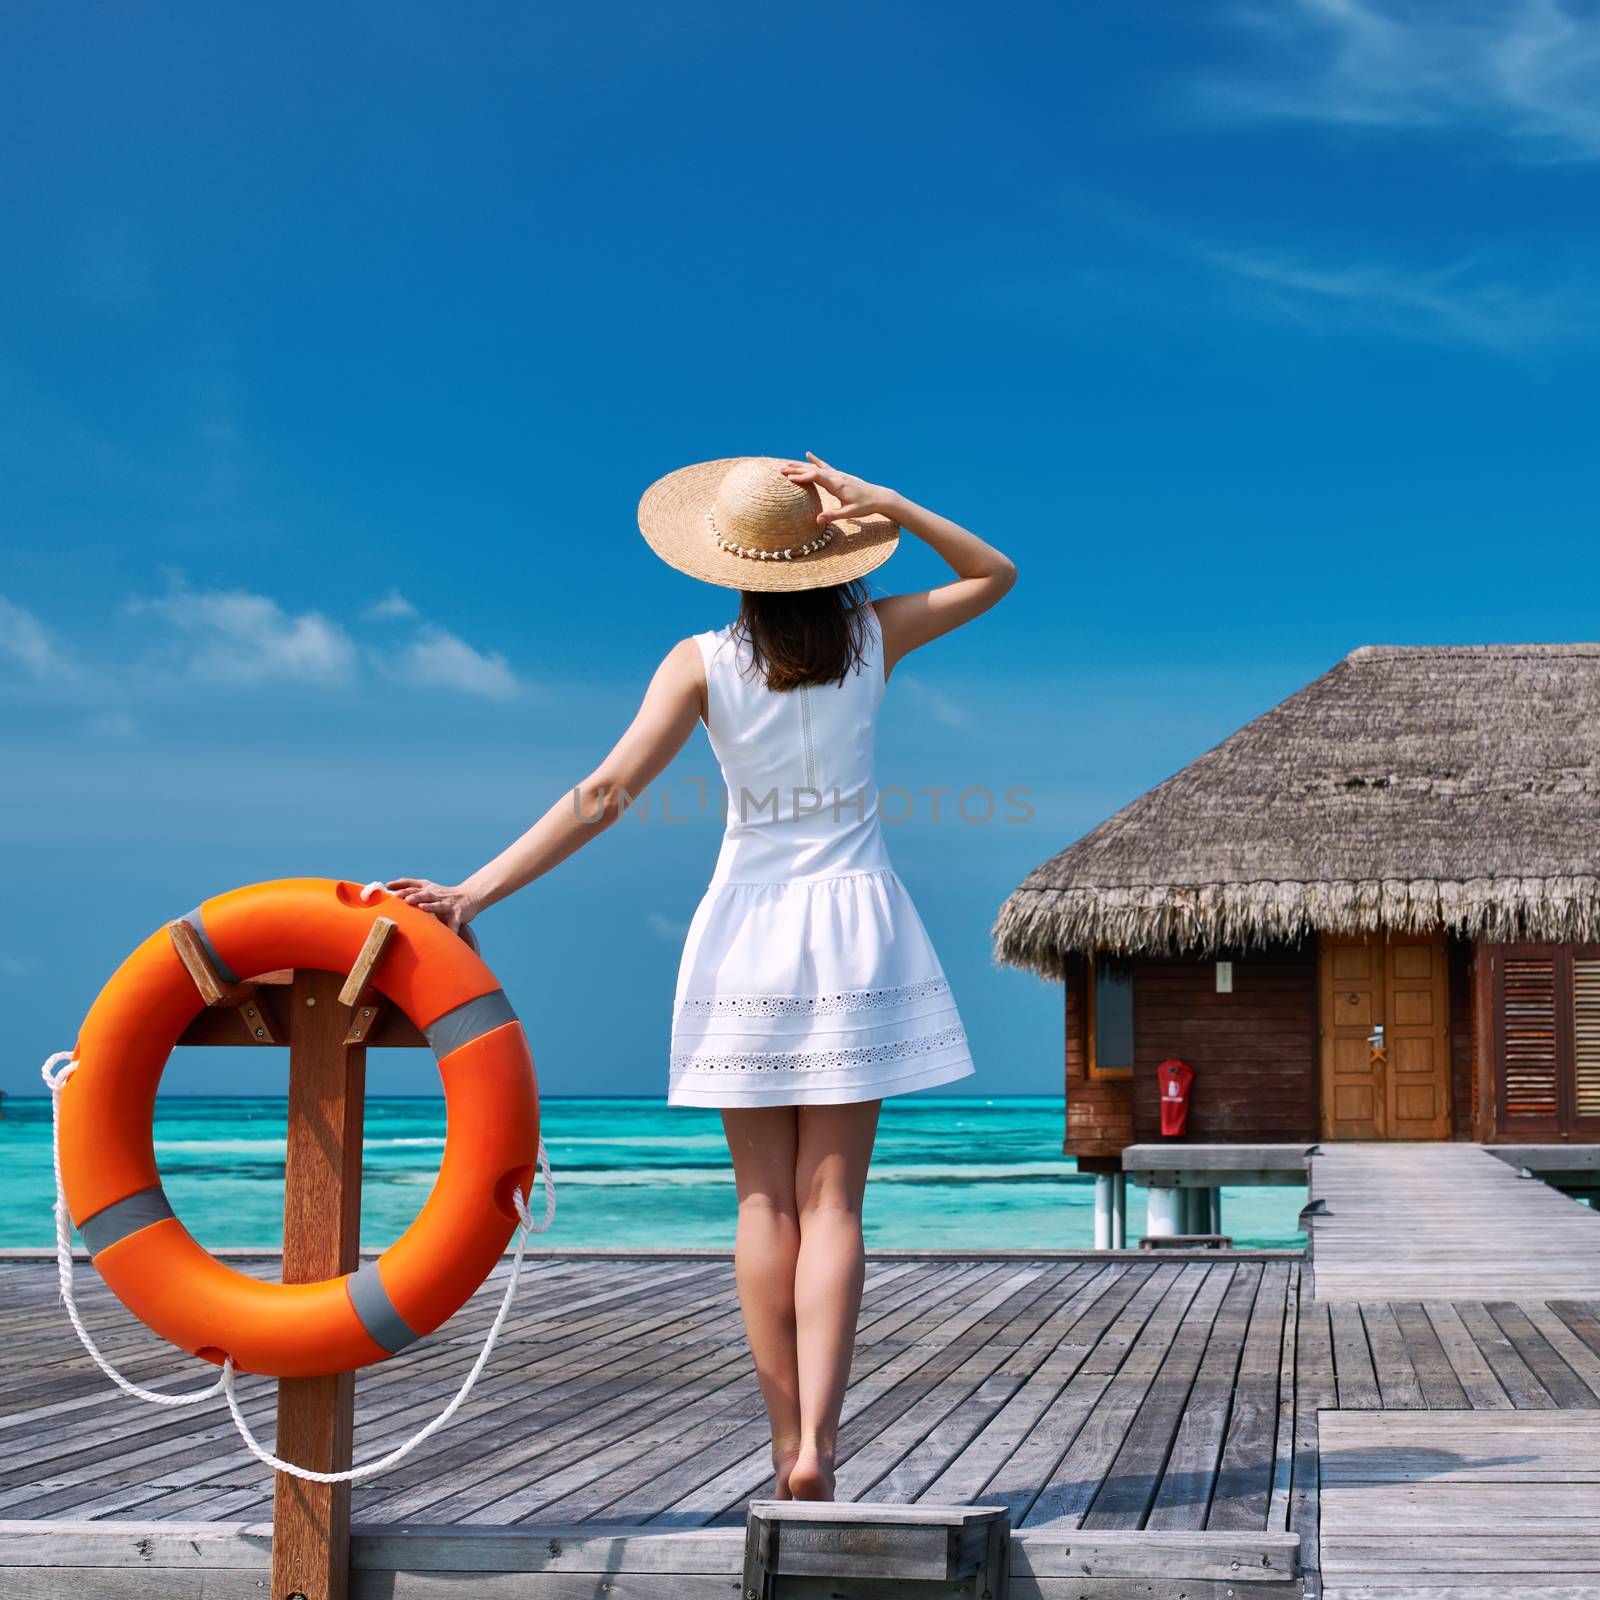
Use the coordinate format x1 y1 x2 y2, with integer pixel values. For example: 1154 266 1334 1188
1087 954 1134 1080
1490 943 1600 1136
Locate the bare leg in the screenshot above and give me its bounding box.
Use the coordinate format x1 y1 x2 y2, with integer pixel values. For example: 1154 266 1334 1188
721 1107 803 1496
789 1099 882 1501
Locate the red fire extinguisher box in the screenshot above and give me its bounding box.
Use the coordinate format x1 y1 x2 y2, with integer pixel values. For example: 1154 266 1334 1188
1157 1058 1194 1137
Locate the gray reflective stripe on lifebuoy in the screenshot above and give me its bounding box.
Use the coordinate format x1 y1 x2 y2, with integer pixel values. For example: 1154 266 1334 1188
182 906 241 984
346 1261 421 1355
80 1186 176 1257
423 988 518 1060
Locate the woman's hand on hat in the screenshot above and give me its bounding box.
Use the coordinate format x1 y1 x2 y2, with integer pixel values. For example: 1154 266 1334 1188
386 877 480 934
780 453 898 527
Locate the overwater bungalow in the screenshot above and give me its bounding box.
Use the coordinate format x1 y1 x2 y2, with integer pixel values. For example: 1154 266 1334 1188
995 643 1600 1180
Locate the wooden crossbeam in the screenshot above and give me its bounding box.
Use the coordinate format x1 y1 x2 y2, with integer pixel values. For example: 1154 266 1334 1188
339 918 397 1046
166 920 278 1044
338 918 396 1009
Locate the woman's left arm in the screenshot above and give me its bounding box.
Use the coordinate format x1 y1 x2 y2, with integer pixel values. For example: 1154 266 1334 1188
388 638 705 930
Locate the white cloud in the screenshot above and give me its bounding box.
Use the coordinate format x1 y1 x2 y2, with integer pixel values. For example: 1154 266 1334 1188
0 594 77 682
132 581 357 686
646 911 689 943
4 581 524 708
1206 0 1600 161
365 589 419 621
1198 245 1591 350
399 626 520 700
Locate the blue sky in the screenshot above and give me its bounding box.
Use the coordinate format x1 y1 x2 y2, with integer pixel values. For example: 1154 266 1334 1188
4 1 1599 1097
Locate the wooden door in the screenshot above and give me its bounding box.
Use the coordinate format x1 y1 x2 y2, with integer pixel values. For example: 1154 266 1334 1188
1383 934 1452 1138
1320 932 1451 1140
1321 934 1385 1138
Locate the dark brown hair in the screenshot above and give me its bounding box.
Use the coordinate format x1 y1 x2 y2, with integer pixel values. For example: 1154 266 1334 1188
733 581 873 692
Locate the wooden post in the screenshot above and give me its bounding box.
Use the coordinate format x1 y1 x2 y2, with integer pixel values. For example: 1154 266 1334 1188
171 919 423 1600
270 968 367 1600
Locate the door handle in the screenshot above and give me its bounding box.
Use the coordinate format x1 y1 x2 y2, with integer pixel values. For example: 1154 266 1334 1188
1366 1024 1385 1048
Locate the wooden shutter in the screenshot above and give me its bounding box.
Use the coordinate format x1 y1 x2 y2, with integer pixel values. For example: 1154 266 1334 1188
1574 960 1600 1127
1497 954 1561 1131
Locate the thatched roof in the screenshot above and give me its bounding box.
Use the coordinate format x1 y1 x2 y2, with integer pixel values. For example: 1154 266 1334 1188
994 644 1600 976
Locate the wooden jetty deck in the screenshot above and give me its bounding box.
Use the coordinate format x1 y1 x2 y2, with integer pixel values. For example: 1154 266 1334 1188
1 1249 1305 1596
1300 1144 1600 1598
6 1142 1600 1596
1310 1142 1600 1302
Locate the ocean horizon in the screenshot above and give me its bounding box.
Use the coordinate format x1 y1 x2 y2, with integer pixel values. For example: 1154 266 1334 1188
1 1093 1305 1251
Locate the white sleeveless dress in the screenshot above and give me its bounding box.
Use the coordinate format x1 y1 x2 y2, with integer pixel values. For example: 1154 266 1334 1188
669 605 975 1108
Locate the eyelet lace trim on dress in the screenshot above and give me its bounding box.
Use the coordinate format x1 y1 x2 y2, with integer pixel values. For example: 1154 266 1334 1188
672 1022 968 1076
676 976 951 1022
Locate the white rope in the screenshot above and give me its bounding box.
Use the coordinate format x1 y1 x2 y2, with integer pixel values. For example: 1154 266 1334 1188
222 1145 553 1482
42 1052 228 1408
359 881 387 903
42 1048 556 1482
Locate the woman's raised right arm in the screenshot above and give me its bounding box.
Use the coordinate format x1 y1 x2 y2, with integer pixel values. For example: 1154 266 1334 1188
387 638 705 930
779 453 1015 676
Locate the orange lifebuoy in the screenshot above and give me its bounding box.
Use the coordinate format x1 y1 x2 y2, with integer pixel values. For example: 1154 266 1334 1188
57 878 539 1378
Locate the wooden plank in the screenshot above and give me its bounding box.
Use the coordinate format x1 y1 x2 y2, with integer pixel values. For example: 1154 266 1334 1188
341 1262 924 1525
1267 1261 1300 1531
917 1266 1136 1506
1485 1304 1600 1410
1309 1144 1600 1304
338 916 397 1008
1144 1263 1264 1531
0 1260 719 1510
0 1571 1310 1600
1360 1304 1425 1410
1329 1302 1379 1410
1455 1302 1556 1409
858 1268 1109 1506
1319 1411 1600 1594
980 1267 1172 1524
1121 1141 1312 1186
1524 1303 1600 1401
827 1262 1080 1504
166 917 257 1009
462 1262 1009 1527
0 1518 1302 1582
1081 1264 1237 1528
6 1260 908 1523
1289 1294 1335 1595
0 1252 1315 1590
569 1264 1038 1527
1207 1261 1291 1531
1026 1263 1213 1528
1422 1303 1512 1411
345 1259 774 1518
1389 1303 1469 1410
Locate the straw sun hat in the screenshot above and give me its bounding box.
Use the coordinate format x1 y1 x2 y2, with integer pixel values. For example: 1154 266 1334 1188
638 456 900 592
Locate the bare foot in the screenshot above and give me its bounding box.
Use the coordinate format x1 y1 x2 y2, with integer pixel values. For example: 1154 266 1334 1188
787 1446 836 1501
772 1442 802 1499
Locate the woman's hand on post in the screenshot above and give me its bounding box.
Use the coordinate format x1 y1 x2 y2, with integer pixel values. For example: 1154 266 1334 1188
779 453 901 527
385 878 480 934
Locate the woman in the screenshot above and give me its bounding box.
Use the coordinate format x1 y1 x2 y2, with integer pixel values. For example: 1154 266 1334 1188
389 453 1014 1501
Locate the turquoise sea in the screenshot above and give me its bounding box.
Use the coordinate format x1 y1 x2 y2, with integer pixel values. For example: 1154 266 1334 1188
0 1095 1305 1251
